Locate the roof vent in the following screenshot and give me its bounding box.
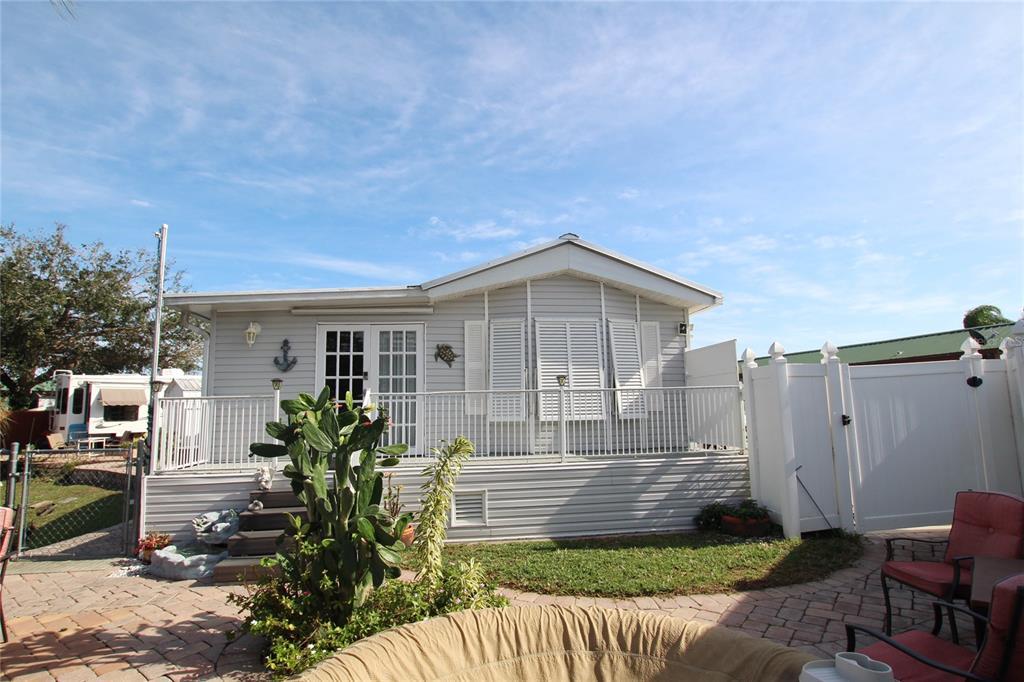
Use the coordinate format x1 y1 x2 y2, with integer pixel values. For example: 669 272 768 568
558 232 580 241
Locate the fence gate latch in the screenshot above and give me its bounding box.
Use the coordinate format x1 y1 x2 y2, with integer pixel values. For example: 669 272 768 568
841 414 852 426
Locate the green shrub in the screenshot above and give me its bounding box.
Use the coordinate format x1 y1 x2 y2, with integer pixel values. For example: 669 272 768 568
694 499 771 530
231 536 507 677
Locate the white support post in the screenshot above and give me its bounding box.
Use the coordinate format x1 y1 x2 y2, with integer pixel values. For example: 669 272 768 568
741 348 760 500
960 336 990 489
558 384 568 463
1000 315 1024 492
821 341 857 532
769 342 801 538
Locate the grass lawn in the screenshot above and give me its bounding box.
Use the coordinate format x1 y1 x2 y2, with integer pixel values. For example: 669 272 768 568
20 478 124 549
441 531 864 597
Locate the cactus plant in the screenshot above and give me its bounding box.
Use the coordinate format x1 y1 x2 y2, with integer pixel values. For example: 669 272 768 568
249 386 412 624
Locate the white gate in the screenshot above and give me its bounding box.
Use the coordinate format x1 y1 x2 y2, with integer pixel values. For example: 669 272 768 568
744 327 1024 538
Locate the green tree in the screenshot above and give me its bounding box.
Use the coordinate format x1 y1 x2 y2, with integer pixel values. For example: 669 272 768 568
0 223 202 409
963 305 1012 329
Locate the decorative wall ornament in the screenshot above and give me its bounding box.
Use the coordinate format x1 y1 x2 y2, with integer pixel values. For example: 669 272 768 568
434 343 459 367
273 339 298 372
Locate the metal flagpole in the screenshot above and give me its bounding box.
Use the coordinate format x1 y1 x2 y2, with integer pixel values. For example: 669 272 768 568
147 224 169 470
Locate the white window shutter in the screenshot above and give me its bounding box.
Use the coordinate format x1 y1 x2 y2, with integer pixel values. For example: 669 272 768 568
489 320 525 421
535 321 569 421
608 320 647 418
566 321 605 420
464 321 487 415
535 320 605 421
640 321 663 411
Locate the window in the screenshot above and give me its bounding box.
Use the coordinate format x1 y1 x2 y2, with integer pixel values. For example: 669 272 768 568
58 388 69 414
103 405 139 422
71 387 85 415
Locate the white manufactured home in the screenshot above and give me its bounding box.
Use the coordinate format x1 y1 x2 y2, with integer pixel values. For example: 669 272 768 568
143 235 749 544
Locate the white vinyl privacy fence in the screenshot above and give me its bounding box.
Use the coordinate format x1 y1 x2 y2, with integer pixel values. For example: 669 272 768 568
744 321 1024 538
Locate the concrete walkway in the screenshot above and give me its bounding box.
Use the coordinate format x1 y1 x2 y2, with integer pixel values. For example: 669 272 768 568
1 529 961 681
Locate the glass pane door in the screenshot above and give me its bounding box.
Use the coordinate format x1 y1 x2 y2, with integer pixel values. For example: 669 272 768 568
375 328 419 448
323 328 366 401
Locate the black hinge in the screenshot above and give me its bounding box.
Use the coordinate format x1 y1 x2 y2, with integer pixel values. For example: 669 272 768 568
841 414 852 426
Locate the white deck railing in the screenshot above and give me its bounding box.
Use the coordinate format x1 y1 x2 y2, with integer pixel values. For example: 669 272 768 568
153 386 742 472
153 395 276 472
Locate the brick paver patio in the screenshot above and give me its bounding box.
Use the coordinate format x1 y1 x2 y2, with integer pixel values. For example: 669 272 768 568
1 528 965 680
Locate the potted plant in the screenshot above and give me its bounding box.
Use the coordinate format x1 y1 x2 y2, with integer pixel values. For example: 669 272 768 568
136 531 172 564
384 473 415 547
719 499 773 537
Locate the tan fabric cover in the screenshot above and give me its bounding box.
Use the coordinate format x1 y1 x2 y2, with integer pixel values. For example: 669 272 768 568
300 605 816 682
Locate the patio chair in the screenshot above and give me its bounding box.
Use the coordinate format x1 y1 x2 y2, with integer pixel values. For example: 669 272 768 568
847 573 1024 682
0 505 14 643
881 491 1024 637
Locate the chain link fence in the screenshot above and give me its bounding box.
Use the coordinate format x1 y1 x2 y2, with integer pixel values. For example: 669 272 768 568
2 445 143 559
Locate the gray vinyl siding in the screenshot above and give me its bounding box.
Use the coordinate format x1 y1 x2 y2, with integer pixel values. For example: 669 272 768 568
207 274 687 397
144 454 750 542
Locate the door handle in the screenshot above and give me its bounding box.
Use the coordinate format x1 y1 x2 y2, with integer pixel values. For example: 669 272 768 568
363 372 369 380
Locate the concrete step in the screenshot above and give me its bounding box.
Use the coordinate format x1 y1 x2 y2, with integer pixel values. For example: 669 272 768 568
239 506 307 531
228 529 292 557
250 489 300 508
213 556 280 584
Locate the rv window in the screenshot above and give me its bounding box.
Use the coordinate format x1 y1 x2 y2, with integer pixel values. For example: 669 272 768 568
103 405 139 422
59 388 69 414
72 388 85 415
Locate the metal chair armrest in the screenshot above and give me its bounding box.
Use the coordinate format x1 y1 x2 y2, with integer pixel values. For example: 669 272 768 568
844 624 990 681
885 537 948 561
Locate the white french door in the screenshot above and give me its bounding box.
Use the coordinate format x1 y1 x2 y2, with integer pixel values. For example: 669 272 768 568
316 324 424 448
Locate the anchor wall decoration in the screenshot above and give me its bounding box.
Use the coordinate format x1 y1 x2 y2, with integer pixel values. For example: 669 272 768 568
273 339 298 372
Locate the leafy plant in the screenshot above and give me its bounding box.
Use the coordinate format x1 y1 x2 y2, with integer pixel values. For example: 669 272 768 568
382 473 404 519
695 499 770 530
694 501 732 531
136 531 172 552
233 537 507 678
731 498 770 520
414 436 474 584
247 387 412 625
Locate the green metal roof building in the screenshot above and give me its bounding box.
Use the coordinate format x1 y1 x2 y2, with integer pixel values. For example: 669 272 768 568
749 322 1015 367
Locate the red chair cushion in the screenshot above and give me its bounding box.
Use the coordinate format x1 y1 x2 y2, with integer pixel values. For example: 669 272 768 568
883 561 972 599
946 491 1024 563
860 630 976 682
0 506 13 556
972 573 1024 682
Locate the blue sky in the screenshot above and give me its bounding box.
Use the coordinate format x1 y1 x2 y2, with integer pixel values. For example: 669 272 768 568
2 2 1021 357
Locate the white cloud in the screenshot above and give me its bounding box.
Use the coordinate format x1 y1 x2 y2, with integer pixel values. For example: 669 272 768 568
430 250 485 264
421 216 519 241
618 188 640 200
130 199 152 208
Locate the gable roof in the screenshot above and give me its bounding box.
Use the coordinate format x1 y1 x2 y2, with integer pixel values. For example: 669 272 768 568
748 322 1016 366
166 234 722 316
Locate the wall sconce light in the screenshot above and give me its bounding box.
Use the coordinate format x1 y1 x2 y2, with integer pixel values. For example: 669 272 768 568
244 322 262 348
271 378 283 391
556 374 568 387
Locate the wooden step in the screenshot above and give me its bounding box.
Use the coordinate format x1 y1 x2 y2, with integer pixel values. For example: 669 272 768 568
228 529 292 557
213 556 280 584
249 489 300 508
239 506 307 531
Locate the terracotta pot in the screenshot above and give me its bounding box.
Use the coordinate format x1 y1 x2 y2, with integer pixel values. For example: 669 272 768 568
721 514 772 537
401 524 416 548
139 548 154 564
